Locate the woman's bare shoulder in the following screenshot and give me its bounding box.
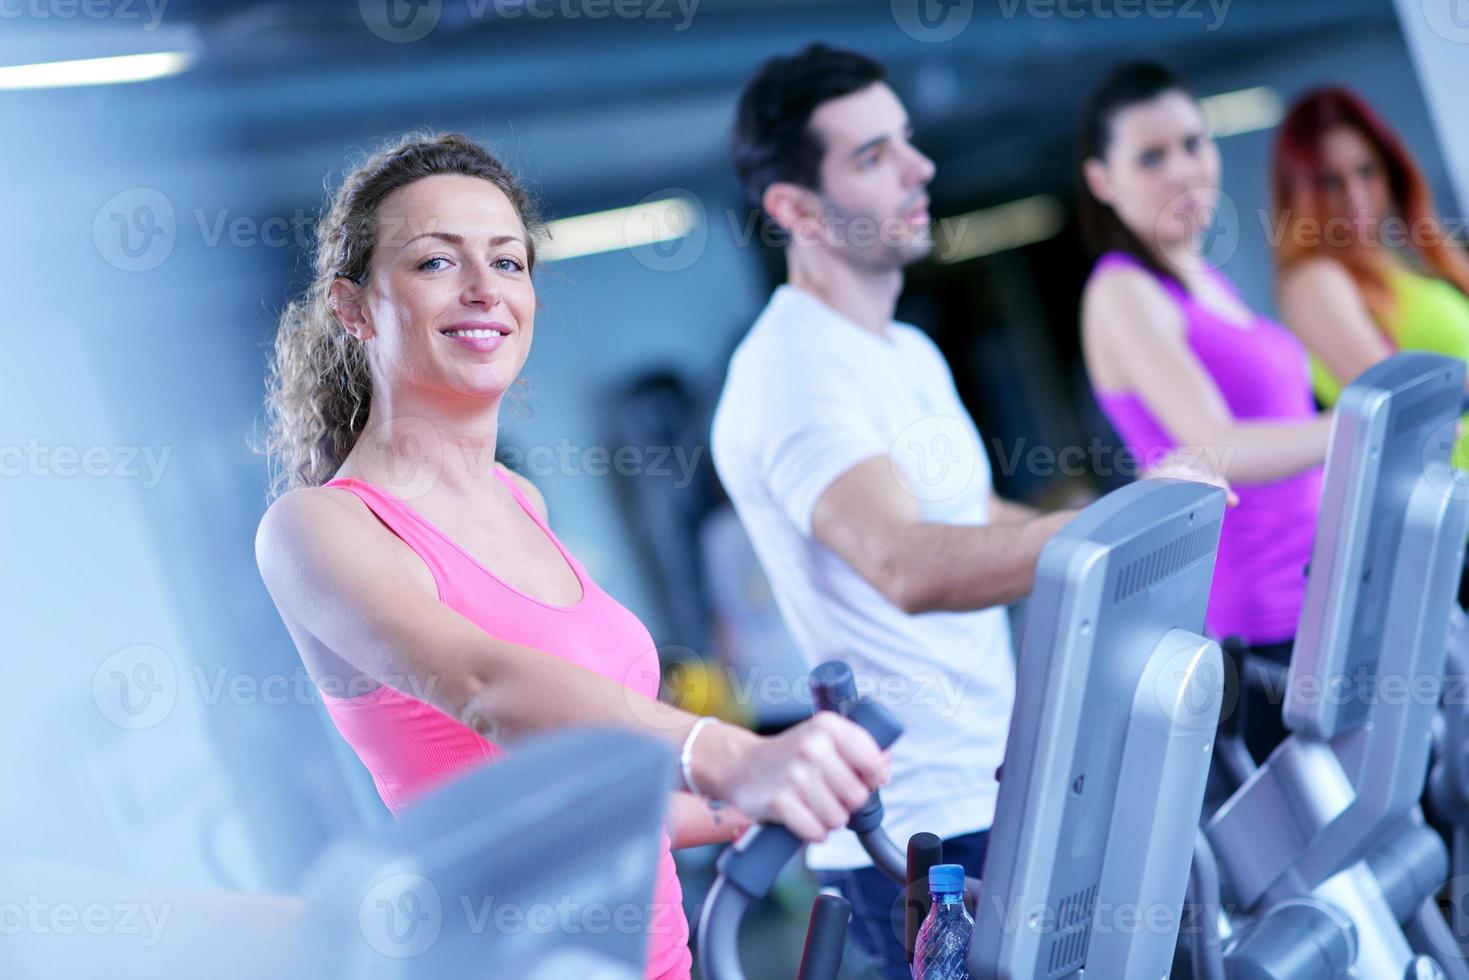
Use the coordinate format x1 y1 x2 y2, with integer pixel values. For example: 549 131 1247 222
255 483 433 597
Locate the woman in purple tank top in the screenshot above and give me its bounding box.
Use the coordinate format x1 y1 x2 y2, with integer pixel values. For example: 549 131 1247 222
1076 63 1332 668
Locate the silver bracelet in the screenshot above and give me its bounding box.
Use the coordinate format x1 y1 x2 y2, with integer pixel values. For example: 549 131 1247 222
679 716 722 798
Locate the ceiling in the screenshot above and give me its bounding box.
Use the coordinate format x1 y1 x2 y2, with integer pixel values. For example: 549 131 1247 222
5 0 1410 217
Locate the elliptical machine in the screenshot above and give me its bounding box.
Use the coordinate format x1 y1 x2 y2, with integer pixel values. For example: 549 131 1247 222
1190 353 1469 979
699 478 1231 979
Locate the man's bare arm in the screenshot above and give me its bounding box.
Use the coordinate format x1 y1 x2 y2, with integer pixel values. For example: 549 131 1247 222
811 456 1075 614
988 495 1043 525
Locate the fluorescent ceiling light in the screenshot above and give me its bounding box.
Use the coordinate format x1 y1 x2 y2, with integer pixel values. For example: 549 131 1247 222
541 196 697 262
0 51 194 91
935 194 1065 265
1201 86 1285 139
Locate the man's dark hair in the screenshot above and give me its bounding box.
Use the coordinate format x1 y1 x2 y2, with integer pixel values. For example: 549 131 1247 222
731 43 886 212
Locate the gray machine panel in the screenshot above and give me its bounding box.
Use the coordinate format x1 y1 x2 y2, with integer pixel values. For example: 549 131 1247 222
1206 353 1469 926
970 479 1226 979
301 727 674 979
1287 352 1466 740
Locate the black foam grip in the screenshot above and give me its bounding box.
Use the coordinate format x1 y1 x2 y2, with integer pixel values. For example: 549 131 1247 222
848 792 885 833
715 688 905 900
715 823 802 899
846 697 903 750
811 660 857 713
796 893 851 980
906 832 943 964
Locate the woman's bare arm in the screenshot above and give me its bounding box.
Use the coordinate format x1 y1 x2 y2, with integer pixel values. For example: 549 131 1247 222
666 791 754 849
1083 265 1331 483
255 487 888 841
1278 257 1393 390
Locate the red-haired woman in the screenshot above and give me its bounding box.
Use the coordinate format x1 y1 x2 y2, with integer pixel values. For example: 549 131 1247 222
1272 87 1469 453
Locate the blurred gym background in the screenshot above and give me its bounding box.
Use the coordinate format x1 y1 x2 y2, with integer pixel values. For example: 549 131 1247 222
5 0 1469 974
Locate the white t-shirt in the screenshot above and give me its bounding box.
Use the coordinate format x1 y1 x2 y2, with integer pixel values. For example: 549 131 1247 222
711 284 1017 870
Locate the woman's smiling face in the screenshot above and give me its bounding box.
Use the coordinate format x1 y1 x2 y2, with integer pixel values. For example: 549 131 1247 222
337 173 537 403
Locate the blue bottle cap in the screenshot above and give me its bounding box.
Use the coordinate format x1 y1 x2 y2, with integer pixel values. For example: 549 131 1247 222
929 863 965 895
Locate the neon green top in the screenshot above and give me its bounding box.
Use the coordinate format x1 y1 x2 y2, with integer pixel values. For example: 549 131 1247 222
1309 261 1469 468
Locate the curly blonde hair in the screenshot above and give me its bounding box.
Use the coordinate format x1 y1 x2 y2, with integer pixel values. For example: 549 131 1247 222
259 131 542 501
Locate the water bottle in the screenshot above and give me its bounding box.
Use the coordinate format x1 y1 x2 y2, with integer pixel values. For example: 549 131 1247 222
913 863 972 979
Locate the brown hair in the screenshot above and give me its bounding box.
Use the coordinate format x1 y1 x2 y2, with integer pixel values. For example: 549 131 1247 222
259 131 542 501
1076 61 1196 289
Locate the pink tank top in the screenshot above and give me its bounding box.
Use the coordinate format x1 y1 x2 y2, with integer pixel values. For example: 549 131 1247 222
317 470 690 980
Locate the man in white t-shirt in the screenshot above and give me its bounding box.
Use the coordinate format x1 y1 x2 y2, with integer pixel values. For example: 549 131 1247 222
712 44 1076 978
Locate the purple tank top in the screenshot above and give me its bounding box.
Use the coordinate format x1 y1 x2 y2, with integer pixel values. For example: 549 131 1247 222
1090 252 1323 645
